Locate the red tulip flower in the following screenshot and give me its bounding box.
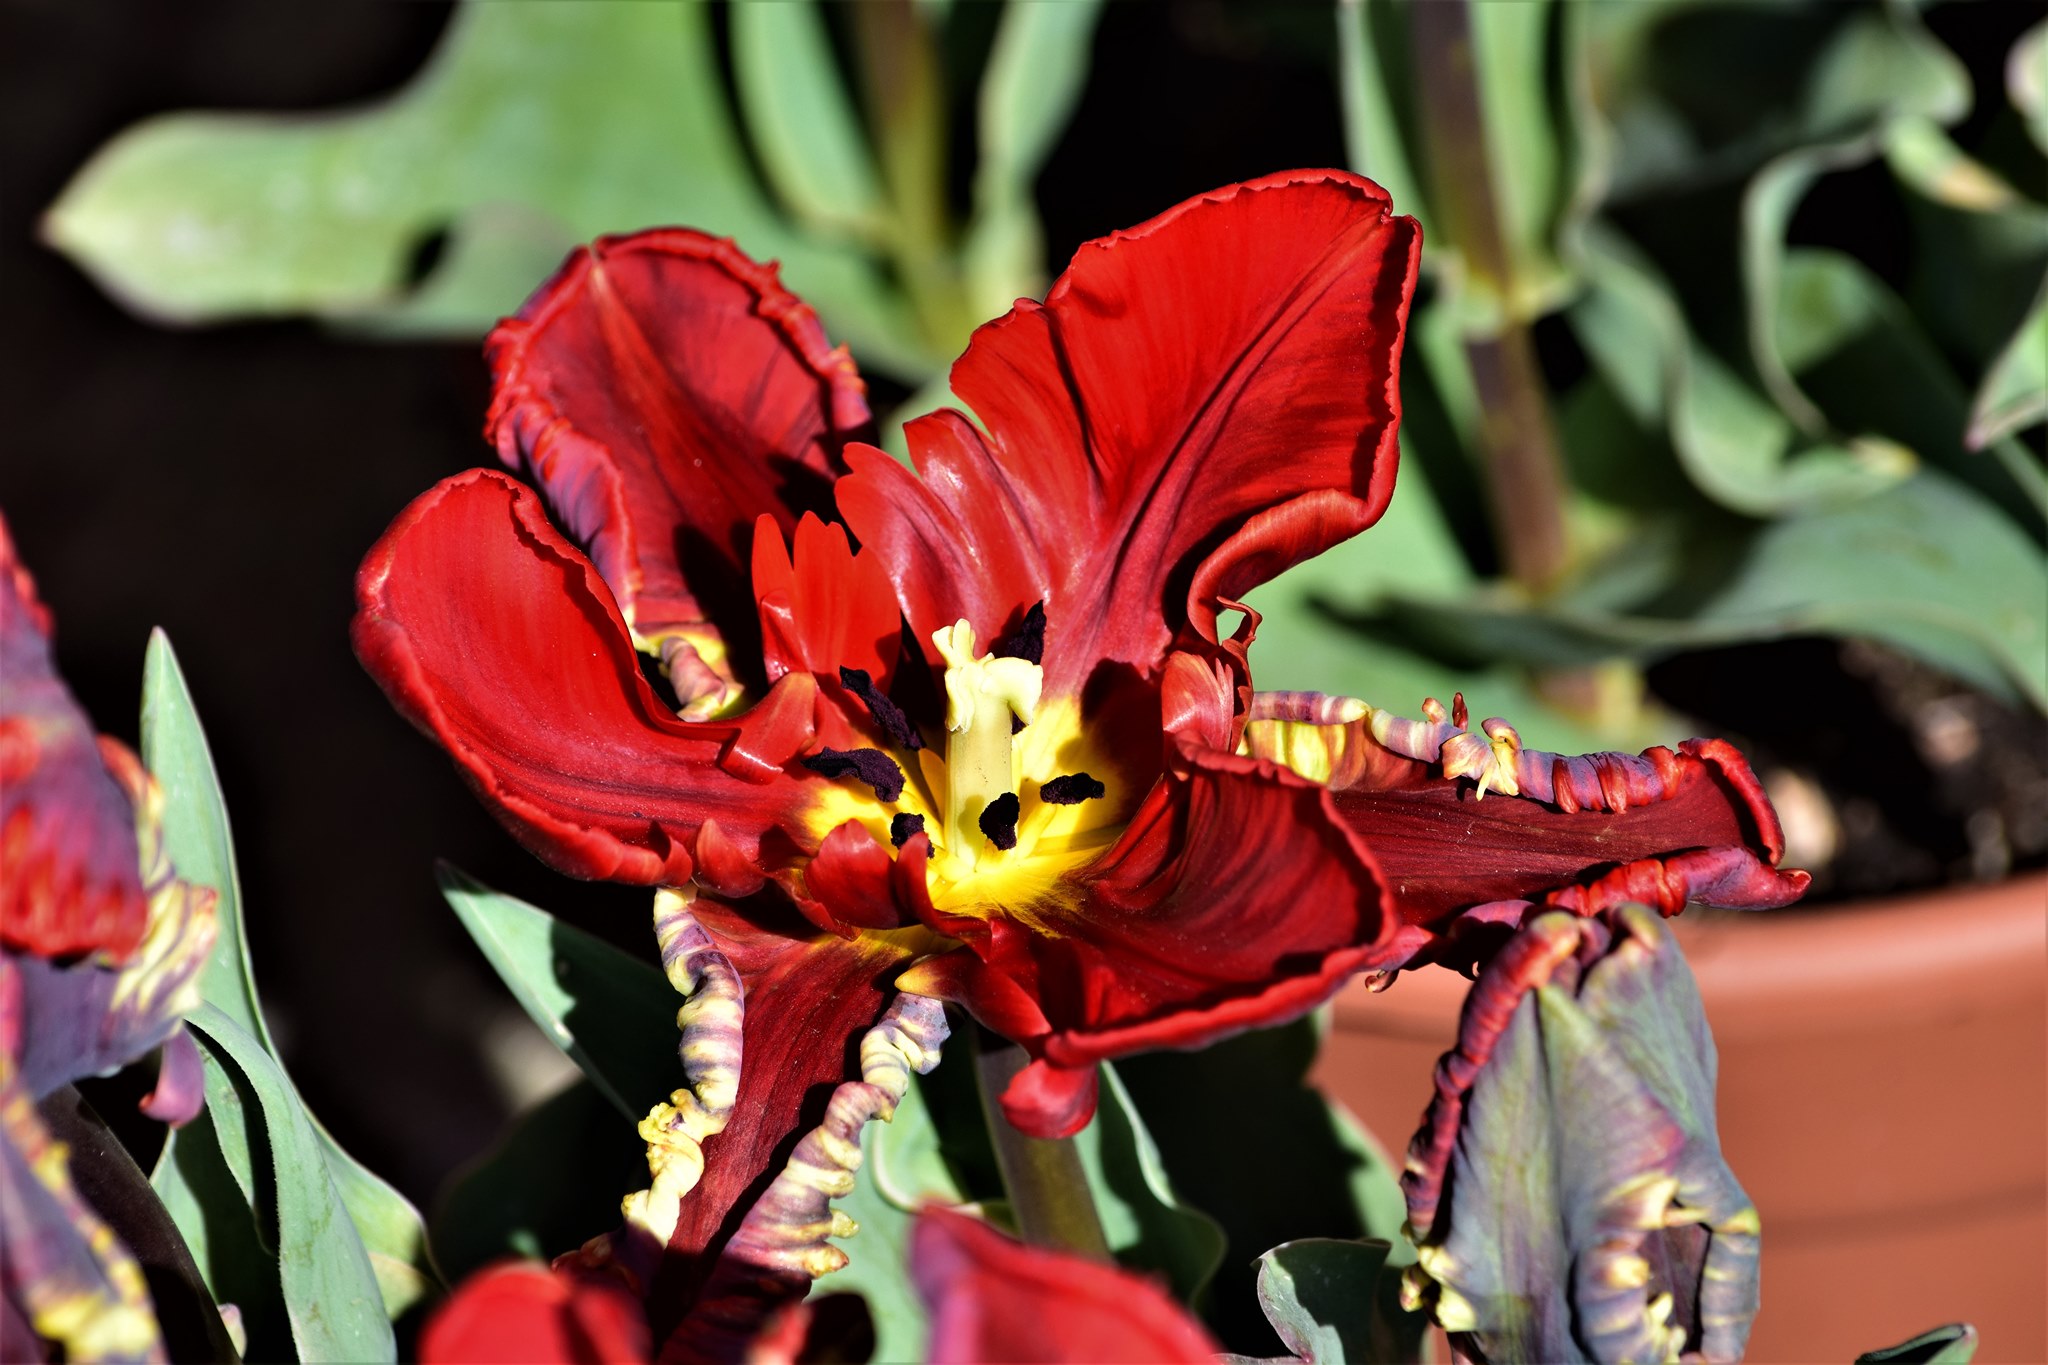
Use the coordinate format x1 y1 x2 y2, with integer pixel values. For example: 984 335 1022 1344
2 516 219 1365
357 171 1805 1349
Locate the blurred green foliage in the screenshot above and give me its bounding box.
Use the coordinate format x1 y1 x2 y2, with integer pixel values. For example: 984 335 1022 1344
1252 0 2048 743
43 0 1101 387
42 0 2048 732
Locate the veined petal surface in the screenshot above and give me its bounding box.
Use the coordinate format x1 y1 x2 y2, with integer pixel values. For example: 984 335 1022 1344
0 1053 162 1364
353 470 827 885
839 169 1421 699
486 229 872 690
10 750 216 1102
1401 908 1760 1364
1242 693 1808 973
902 743 1395 1137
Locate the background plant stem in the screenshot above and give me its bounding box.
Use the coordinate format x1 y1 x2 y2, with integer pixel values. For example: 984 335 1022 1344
970 1025 1109 1258
1409 0 1573 593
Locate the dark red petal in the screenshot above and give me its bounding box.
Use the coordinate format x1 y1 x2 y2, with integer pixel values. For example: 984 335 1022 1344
838 170 1420 697
419 1262 649 1365
644 898 918 1337
485 229 871 679
1329 738 1808 957
900 745 1395 1137
664 994 947 1365
911 1207 1220 1364
0 514 145 960
352 470 820 885
787 820 915 936
999 1058 1100 1140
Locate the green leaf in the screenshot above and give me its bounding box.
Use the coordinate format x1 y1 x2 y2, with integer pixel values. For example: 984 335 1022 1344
2013 20 2048 157
1386 467 2048 712
142 631 441 1318
1117 1017 1421 1359
1687 469 2048 709
1335 0 1431 241
430 1080 650 1285
151 1114 284 1362
436 864 681 1120
870 1067 970 1211
1468 0 1572 317
1245 461 1654 756
961 0 1104 321
141 630 266 1050
1569 224 1914 516
730 0 887 243
1856 1323 1980 1364
42 2 935 379
1969 278 2048 450
1247 1238 1403 1365
1074 1064 1228 1306
188 1003 395 1363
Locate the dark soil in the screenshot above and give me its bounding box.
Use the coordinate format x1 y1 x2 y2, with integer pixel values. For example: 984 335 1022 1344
1650 638 2048 901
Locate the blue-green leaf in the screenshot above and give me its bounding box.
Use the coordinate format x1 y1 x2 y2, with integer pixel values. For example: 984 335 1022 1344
431 1080 650 1285
821 1097 934 1365
141 631 441 1319
1075 1064 1228 1306
187 1004 394 1363
1246 1238 1399 1365
730 0 886 243
140 630 264 1049
961 0 1104 320
42 2 932 378
436 865 679 1119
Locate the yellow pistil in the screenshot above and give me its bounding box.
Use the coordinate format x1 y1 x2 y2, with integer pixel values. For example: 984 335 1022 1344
931 620 1042 858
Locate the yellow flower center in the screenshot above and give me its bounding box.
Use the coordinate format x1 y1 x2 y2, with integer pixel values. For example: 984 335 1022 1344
803 619 1127 930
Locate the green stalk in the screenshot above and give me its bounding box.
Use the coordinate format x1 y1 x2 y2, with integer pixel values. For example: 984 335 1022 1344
971 1025 1109 1257
850 0 974 352
1409 0 1572 594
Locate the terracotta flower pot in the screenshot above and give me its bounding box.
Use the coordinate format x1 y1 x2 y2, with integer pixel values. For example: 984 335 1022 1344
1313 873 2048 1363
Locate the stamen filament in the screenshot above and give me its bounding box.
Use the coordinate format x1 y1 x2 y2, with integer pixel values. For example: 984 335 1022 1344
932 620 1042 856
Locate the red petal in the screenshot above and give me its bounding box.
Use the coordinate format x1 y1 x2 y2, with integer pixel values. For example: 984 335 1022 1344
0 514 145 960
789 820 914 936
900 744 1395 1137
485 230 871 678
646 899 917 1332
750 514 899 691
838 171 1420 697
1331 738 1807 940
420 1263 650 1365
911 1208 1220 1364
352 470 820 885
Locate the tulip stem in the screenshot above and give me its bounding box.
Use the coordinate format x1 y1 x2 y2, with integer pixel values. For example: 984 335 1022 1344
970 1024 1110 1259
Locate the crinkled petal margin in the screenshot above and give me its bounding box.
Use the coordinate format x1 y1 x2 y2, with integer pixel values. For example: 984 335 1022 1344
838 169 1421 700
485 228 872 707
1242 692 1808 975
353 470 827 886
1400 908 1761 1364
